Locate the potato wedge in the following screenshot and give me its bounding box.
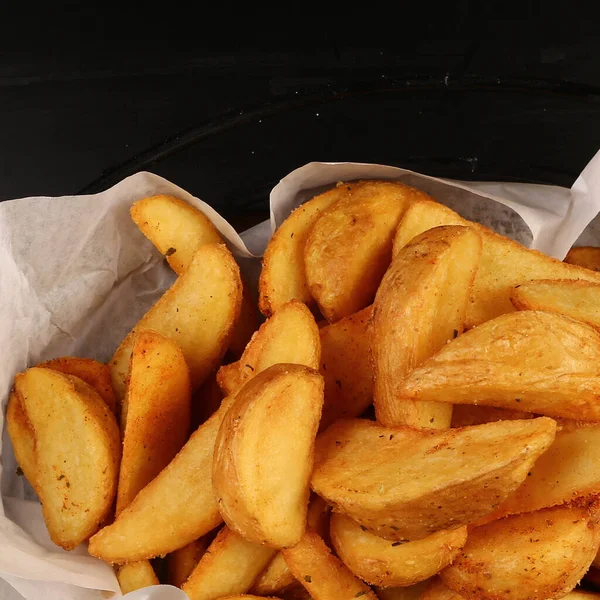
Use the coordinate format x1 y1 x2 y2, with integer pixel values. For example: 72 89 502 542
281 529 378 600
130 194 222 273
259 185 347 316
370 225 481 428
117 330 191 514
330 512 467 587
440 501 600 600
450 405 533 428
221 597 281 600
511 279 600 330
476 421 600 523
89 395 235 563
252 496 330 596
14 368 120 550
217 300 320 396
110 242 242 399
181 526 276 600
420 578 468 600
130 194 257 359
377 581 430 600
40 356 117 415
214 364 324 548
6 391 37 493
311 417 556 540
167 537 211 588
319 306 373 430
117 561 159 595
565 246 600 271
398 310 600 421
393 200 600 327
305 180 431 322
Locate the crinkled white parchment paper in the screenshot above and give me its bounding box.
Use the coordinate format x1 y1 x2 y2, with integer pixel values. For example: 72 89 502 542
1 153 599 599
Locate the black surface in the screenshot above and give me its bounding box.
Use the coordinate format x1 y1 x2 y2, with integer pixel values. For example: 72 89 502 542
1 7 599 229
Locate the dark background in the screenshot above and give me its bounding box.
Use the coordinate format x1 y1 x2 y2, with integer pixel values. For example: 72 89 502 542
1 4 599 229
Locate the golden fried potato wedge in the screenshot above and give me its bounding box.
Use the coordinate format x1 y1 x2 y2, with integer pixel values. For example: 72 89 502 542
565 246 600 271
420 578 467 600
393 200 600 327
319 306 373 430
130 194 258 359
167 537 211 588
259 185 347 316
305 181 431 322
110 243 242 399
282 529 378 600
221 596 281 600
252 496 330 596
511 279 600 330
116 561 159 595
450 405 533 428
214 364 324 548
182 526 276 600
6 391 37 493
477 421 600 523
217 300 320 396
398 310 600 421
14 368 120 550
330 512 466 587
89 395 234 563
40 356 117 415
117 330 191 514
440 501 600 600
371 225 481 428
311 417 556 540
130 194 222 273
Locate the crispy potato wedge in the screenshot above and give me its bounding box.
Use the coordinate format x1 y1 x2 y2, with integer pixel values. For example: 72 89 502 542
393 200 600 327
117 330 191 514
110 243 242 399
220 597 281 600
282 529 378 600
214 364 324 548
259 185 347 316
116 561 159 595
252 496 330 596
130 194 257 359
130 194 222 273
440 501 600 600
305 181 431 322
319 306 373 430
511 279 600 330
167 537 211 588
398 310 600 421
182 526 276 600
89 395 235 563
370 225 481 428
565 246 600 271
420 578 468 600
6 391 37 493
217 300 320 396
476 421 600 523
451 405 533 428
14 368 120 550
330 512 467 587
311 417 556 540
40 356 117 415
